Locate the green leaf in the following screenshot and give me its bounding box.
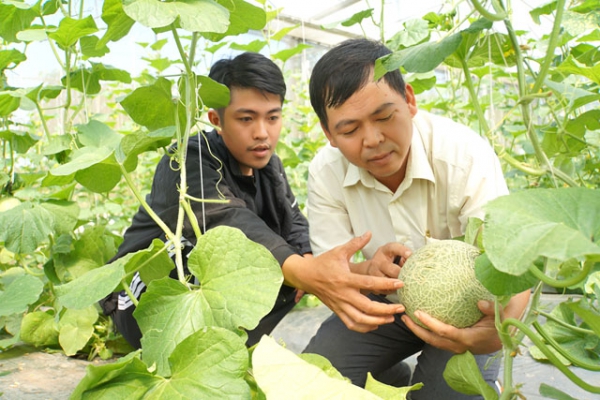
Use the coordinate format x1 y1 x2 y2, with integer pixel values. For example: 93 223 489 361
365 372 423 399
62 68 100 94
73 328 248 398
15 27 48 42
0 49 26 70
530 1 558 24
544 79 600 112
197 75 230 109
229 39 267 53
322 9 373 29
75 156 122 193
111 238 173 284
202 0 265 41
443 352 499 399
20 310 59 347
98 0 136 48
80 35 109 58
50 146 113 176
0 91 21 117
58 306 98 356
120 77 176 131
387 18 430 50
123 0 229 33
271 24 300 41
475 252 539 296
39 200 79 235
188 226 283 332
0 1 39 43
0 202 54 254
272 44 311 63
116 127 174 169
48 15 99 48
376 32 463 76
53 225 117 281
0 274 44 316
253 335 380 399
276 141 301 169
77 119 122 149
42 134 71 155
567 300 600 337
70 351 150 399
556 54 600 85
136 226 282 375
54 262 125 309
539 383 579 400
483 188 600 276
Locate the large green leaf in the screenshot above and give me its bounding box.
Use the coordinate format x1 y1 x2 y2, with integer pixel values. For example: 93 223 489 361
0 91 21 117
120 77 176 130
556 54 600 85
202 0 265 41
475 252 539 296
188 226 283 332
375 18 492 77
75 155 122 193
253 335 380 399
387 18 430 50
123 0 229 33
443 352 499 399
116 127 174 170
72 328 248 398
62 63 132 94
483 188 600 275
0 1 39 43
0 202 54 254
54 262 125 309
365 373 423 399
112 238 173 284
0 48 26 70
98 0 136 47
48 15 99 48
136 226 282 375
76 119 121 148
20 310 59 347
58 306 98 356
53 225 117 281
39 200 79 235
0 274 44 316
50 146 113 176
197 75 230 109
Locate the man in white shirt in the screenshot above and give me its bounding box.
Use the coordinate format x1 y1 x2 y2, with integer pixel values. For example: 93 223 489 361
303 38 530 399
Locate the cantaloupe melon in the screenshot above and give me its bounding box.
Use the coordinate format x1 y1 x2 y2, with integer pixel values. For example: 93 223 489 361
397 240 494 329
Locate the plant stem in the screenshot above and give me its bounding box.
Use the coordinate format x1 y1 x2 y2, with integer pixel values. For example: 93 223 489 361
528 259 594 288
469 0 507 21
533 320 600 370
531 0 565 94
535 309 596 335
502 318 600 394
118 163 175 241
121 280 139 307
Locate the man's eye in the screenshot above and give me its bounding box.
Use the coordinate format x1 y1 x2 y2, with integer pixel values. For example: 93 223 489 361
239 117 252 122
378 114 393 122
269 115 280 121
341 128 357 136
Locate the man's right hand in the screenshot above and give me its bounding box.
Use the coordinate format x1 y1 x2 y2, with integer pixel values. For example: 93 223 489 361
282 232 405 332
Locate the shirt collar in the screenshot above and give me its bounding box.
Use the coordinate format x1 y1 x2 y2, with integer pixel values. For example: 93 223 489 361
342 117 436 190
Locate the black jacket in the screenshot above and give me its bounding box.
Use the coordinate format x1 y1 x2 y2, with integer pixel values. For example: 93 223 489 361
113 130 311 266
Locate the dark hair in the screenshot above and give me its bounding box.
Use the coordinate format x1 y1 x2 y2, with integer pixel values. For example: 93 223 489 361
309 38 407 130
208 52 286 107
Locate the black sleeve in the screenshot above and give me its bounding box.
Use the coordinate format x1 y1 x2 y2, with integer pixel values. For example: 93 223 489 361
180 135 304 266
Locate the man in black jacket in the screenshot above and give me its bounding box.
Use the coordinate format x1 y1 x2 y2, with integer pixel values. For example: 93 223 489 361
105 51 408 350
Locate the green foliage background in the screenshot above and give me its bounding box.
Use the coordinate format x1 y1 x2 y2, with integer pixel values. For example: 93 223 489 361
0 0 599 399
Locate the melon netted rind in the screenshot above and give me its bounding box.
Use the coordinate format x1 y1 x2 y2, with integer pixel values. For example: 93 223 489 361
397 240 494 329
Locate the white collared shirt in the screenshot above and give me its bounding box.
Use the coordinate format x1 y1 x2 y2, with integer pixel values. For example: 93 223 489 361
307 110 509 258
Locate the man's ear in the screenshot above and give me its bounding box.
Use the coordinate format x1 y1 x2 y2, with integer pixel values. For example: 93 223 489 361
405 84 418 117
321 121 337 148
208 109 222 133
